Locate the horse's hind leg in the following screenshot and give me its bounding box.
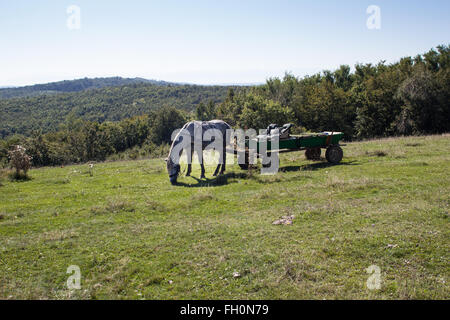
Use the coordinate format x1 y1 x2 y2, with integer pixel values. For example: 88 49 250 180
186 164 192 176
197 149 206 178
200 162 206 179
213 163 221 176
213 143 226 176
186 147 193 176
220 145 226 175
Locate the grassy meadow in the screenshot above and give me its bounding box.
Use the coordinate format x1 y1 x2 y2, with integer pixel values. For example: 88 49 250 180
0 134 449 299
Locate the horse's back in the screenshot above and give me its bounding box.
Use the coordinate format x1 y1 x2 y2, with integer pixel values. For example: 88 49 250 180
182 120 231 137
208 119 232 130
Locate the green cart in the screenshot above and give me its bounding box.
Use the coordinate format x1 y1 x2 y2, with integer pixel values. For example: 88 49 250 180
233 131 345 170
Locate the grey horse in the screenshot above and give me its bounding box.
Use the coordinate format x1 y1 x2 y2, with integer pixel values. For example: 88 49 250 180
165 120 232 184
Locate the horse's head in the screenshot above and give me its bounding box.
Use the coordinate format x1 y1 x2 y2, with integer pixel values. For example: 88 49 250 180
165 157 180 185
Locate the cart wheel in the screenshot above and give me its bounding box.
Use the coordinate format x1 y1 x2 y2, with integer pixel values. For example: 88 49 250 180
325 146 343 164
305 148 321 160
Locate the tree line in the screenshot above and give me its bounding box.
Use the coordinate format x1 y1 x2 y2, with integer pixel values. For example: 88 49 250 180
1 45 448 168
207 45 449 139
0 107 187 167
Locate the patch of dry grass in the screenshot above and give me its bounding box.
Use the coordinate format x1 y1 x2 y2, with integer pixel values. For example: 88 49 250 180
40 229 79 242
145 199 168 212
326 175 380 191
90 198 135 215
192 189 216 202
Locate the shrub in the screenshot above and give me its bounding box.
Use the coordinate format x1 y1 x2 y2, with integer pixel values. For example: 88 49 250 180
8 145 32 179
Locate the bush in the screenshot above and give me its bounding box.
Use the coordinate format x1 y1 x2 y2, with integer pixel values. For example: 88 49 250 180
8 145 32 178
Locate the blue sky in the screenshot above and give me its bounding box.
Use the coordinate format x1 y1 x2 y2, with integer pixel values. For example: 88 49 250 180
1 0 449 86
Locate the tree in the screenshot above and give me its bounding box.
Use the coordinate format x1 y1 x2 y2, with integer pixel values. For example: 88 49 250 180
396 67 449 134
238 94 294 130
148 107 187 145
195 100 216 120
195 102 207 120
354 64 406 138
26 131 50 166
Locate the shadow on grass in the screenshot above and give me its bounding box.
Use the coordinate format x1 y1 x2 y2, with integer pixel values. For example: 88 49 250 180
173 172 248 188
8 172 33 182
280 160 359 172
172 160 359 187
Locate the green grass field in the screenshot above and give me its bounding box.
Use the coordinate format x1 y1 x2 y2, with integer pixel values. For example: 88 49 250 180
0 135 449 299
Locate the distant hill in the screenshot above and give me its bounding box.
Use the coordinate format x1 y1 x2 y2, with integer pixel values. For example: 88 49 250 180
0 77 173 99
0 82 237 138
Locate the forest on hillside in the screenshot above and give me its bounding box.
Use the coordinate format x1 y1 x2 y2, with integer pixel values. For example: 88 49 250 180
0 45 448 167
0 83 234 138
0 77 171 99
